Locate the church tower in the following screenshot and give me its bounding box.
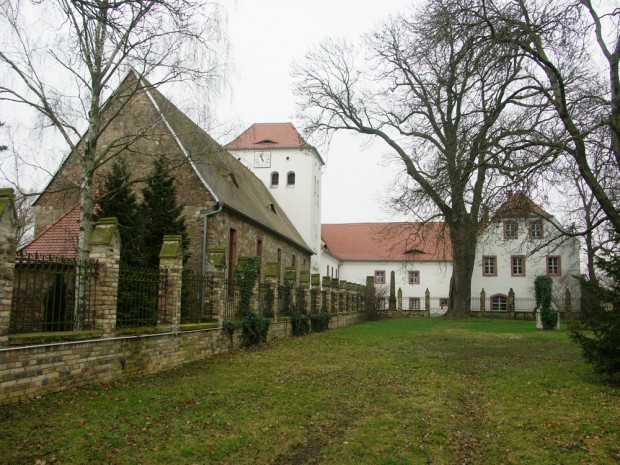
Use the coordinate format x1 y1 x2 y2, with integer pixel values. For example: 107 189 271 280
226 123 324 272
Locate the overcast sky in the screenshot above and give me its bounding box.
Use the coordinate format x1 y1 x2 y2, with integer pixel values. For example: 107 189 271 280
214 0 421 223
0 0 419 224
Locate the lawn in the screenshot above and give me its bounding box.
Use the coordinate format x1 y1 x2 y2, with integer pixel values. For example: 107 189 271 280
1 318 619 464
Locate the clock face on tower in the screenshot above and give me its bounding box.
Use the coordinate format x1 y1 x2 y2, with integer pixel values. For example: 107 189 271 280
254 151 271 168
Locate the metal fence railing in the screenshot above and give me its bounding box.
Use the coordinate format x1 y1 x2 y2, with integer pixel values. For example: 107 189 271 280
181 271 215 324
223 280 240 321
116 265 167 328
10 253 98 334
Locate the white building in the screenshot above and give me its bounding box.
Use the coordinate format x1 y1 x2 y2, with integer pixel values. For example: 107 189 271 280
321 193 581 315
321 222 453 312
472 192 581 312
226 123 324 273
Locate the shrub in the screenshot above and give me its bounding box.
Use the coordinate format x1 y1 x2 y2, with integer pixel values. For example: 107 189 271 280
571 253 620 384
535 275 557 330
310 311 331 333
291 312 310 336
241 311 270 347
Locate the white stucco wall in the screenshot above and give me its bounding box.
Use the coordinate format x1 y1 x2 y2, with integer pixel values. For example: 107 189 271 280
471 218 581 311
320 249 341 279
338 260 452 300
230 147 323 272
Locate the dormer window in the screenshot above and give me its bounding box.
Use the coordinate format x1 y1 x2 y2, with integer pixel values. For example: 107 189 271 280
226 172 238 188
529 220 543 239
287 171 295 187
504 221 518 239
270 171 279 187
257 139 276 144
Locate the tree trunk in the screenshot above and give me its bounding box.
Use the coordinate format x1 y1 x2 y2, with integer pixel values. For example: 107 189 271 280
444 220 477 318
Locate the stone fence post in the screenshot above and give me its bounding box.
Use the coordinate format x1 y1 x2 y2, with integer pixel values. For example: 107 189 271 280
425 288 431 317
310 273 320 313
508 288 515 318
159 235 183 332
0 189 17 346
299 270 310 313
322 276 331 312
89 218 120 336
480 289 486 314
207 248 226 325
331 278 339 313
264 262 279 319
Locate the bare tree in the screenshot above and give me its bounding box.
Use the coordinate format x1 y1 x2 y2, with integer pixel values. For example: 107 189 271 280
0 0 225 263
477 0 620 237
0 0 225 328
294 0 547 317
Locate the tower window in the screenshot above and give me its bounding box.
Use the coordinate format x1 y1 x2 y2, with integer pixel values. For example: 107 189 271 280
287 171 295 186
271 171 279 187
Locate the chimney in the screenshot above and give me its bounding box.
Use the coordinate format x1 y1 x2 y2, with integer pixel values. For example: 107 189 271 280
482 205 489 225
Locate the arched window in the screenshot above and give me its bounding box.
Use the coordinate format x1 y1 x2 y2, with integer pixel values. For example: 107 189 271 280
490 294 508 312
287 171 295 186
270 171 279 187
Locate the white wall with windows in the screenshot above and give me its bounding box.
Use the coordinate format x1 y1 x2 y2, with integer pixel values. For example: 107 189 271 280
471 217 581 310
230 146 323 272
338 260 453 303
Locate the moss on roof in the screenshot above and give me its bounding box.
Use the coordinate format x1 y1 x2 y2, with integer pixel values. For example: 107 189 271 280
146 84 312 254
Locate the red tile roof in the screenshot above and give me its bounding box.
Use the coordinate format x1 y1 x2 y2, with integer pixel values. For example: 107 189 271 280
322 222 453 262
494 191 552 219
21 204 80 258
225 123 313 150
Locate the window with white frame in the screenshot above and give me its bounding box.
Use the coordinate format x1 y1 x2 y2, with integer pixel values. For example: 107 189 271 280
504 221 518 239
511 256 525 277
408 270 420 285
409 297 421 310
483 256 497 276
270 171 279 187
375 270 386 284
529 220 543 239
547 256 561 276
491 294 508 311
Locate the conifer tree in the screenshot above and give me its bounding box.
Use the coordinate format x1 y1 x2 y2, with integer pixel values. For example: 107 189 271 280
95 159 143 267
140 155 189 267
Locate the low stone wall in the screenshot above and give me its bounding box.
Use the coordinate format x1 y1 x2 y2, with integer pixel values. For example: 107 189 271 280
0 312 364 404
380 310 430 318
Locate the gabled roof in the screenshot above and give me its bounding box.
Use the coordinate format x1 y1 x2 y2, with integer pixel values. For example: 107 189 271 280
21 204 80 258
225 123 311 150
494 192 552 219
225 123 325 165
321 222 452 262
31 72 312 255
141 84 313 254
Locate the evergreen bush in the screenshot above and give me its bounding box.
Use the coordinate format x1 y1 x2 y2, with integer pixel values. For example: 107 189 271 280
291 311 310 336
571 254 620 384
310 311 331 333
535 275 557 330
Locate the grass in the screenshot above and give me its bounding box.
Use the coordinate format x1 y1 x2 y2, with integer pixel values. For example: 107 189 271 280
1 318 619 464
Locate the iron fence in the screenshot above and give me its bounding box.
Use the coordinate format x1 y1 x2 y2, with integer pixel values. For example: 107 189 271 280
223 280 240 321
181 271 215 324
10 253 98 334
116 265 167 328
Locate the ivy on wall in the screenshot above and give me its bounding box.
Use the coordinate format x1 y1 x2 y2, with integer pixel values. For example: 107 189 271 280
535 275 557 330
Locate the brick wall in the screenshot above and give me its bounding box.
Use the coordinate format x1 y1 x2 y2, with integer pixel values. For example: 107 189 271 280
33 84 311 276
0 312 364 403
